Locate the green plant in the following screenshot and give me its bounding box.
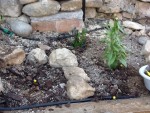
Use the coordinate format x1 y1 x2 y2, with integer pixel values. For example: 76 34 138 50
101 19 127 69
72 28 87 48
0 15 4 23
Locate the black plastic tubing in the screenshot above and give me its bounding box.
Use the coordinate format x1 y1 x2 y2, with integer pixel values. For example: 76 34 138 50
0 96 136 111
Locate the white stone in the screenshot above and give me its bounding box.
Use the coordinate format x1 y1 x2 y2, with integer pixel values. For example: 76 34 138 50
59 83 66 89
63 67 90 81
3 48 25 65
8 20 32 37
123 21 145 30
27 48 48 65
38 43 51 51
49 48 78 67
67 76 95 100
141 40 150 55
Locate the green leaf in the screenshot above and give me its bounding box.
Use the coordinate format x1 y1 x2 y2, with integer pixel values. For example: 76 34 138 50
108 53 116 67
119 58 127 67
110 60 118 69
113 45 119 52
108 51 113 61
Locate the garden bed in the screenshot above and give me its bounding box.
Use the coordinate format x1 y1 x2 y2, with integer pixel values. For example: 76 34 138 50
0 18 149 108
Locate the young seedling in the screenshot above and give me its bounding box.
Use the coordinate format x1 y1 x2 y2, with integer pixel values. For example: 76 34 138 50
100 18 127 69
72 28 87 48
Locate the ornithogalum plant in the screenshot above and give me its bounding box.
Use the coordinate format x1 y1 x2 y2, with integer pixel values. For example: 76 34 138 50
72 28 87 48
101 18 127 69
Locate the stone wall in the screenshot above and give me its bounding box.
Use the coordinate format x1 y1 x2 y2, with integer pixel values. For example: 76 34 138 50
0 0 150 34
86 0 150 20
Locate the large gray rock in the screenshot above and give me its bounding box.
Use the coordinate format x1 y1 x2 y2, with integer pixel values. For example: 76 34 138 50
8 20 32 37
61 0 82 11
97 0 136 14
5 15 30 24
120 0 136 14
27 48 48 65
86 0 103 8
30 10 83 21
0 46 25 68
22 1 60 17
0 0 22 17
67 76 95 100
30 10 84 32
20 0 38 4
135 1 150 18
97 0 122 13
17 15 30 24
63 67 90 81
49 48 78 67
85 8 97 18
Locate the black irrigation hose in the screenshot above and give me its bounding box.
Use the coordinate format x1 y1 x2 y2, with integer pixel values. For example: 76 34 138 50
18 27 105 41
0 95 137 111
47 27 106 41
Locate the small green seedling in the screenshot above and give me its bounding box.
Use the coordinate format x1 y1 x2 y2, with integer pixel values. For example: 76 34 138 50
100 18 127 69
0 15 4 24
72 28 87 48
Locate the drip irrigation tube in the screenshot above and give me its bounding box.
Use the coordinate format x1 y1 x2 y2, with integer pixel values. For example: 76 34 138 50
0 26 14 37
82 0 86 21
47 27 106 41
0 95 137 111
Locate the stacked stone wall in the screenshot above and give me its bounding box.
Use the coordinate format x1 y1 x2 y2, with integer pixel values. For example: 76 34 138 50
0 0 150 33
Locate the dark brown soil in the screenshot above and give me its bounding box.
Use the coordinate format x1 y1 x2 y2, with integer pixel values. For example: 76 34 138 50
0 18 149 108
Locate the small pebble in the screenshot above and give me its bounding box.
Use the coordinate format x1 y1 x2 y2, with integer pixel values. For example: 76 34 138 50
59 83 66 89
138 36 149 45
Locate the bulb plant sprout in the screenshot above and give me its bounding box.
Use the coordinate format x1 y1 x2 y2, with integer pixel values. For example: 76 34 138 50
101 18 127 69
72 28 87 48
0 15 4 22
